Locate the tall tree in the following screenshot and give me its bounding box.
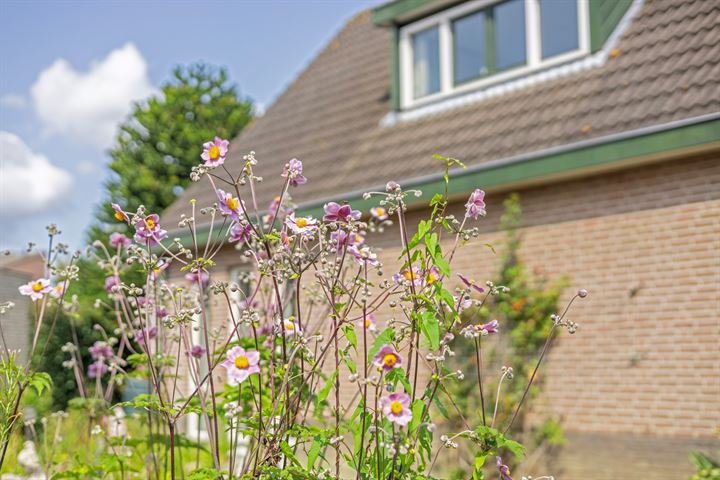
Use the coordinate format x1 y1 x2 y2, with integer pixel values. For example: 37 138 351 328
89 62 253 240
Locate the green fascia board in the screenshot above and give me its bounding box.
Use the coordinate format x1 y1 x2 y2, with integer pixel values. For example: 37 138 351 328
171 116 720 247
373 0 439 26
590 0 633 52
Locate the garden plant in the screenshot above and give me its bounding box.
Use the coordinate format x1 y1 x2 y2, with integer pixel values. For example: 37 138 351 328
0 138 586 479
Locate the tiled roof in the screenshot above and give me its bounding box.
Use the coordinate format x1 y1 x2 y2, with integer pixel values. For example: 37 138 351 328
164 0 720 228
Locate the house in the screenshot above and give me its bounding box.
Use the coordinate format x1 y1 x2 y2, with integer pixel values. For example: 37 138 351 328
163 0 720 477
0 254 45 365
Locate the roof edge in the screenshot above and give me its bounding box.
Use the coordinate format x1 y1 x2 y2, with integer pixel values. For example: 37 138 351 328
167 113 720 245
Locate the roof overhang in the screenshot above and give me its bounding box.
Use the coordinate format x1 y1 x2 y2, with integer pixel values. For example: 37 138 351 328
372 0 464 27
167 113 720 246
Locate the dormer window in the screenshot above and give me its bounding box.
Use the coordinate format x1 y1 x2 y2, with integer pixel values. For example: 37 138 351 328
399 0 589 108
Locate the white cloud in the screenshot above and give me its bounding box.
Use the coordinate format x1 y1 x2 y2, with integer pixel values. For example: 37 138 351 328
0 94 26 109
30 43 155 148
0 131 73 216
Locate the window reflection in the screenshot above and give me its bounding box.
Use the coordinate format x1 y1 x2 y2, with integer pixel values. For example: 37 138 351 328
413 26 441 98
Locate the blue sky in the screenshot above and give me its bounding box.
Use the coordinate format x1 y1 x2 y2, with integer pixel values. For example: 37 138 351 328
0 0 383 252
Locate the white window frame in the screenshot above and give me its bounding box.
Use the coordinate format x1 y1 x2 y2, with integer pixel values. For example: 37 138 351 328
399 0 589 109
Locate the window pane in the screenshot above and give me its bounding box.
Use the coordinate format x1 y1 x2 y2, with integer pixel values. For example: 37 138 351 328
453 11 487 84
412 26 440 98
494 0 526 71
540 0 579 58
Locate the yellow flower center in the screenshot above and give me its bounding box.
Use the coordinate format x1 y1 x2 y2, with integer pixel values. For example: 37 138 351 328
295 218 308 228
234 355 249 369
208 145 220 160
403 270 416 281
114 211 125 221
383 353 397 368
285 321 295 331
364 319 371 328
31 282 44 292
376 208 386 216
226 197 239 211
390 401 403 415
146 218 156 229
426 273 437 284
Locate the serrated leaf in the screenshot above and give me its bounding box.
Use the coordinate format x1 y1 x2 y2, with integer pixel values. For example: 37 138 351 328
28 371 52 397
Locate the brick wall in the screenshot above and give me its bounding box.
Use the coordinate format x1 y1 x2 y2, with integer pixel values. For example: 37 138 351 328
0 268 32 364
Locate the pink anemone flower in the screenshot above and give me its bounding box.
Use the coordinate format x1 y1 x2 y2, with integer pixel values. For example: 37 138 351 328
18 278 51 301
464 189 486 219
221 346 260 383
281 158 307 187
229 223 253 244
380 392 413 426
372 344 402 372
111 203 130 223
109 232 131 248
370 206 388 220
201 137 229 167
323 202 361 223
49 281 68 299
217 189 243 221
357 313 377 332
348 245 379 267
285 214 317 234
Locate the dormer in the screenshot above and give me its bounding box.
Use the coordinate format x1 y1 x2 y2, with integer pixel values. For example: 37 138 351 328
373 0 636 113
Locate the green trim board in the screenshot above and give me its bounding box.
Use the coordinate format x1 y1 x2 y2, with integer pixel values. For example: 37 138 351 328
589 0 633 52
169 116 720 247
373 0 445 27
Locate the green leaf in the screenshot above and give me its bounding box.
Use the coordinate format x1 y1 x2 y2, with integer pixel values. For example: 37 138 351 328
317 370 337 405
385 368 411 393
434 256 450 276
343 324 357 351
307 435 324 470
27 372 52 397
419 312 439 350
432 394 450 420
499 437 525 461
280 441 301 466
409 399 425 433
425 232 438 254
187 467 223 480
406 220 432 252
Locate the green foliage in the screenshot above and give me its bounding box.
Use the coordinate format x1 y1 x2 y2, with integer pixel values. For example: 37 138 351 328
0 352 26 450
32 307 111 410
444 193 567 474
690 452 720 480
